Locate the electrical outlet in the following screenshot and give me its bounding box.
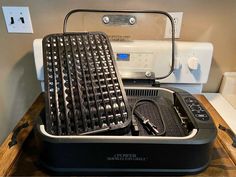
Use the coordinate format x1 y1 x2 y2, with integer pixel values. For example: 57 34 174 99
2 6 33 33
164 12 183 38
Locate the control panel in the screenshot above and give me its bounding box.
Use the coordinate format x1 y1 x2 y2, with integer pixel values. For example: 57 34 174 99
184 97 209 121
114 52 154 72
111 40 213 84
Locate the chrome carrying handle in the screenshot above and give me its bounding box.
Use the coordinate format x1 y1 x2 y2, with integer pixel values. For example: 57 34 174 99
63 9 175 80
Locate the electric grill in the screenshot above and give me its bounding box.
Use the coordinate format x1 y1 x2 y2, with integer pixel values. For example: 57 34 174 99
34 9 217 175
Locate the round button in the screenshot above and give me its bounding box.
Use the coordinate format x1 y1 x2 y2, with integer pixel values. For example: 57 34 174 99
188 57 199 70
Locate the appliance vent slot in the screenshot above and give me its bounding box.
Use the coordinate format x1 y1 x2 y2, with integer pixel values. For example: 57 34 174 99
125 89 159 97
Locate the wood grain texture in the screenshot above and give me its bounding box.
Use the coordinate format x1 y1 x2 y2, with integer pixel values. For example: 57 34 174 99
195 95 236 166
0 93 44 177
189 138 236 177
2 94 236 176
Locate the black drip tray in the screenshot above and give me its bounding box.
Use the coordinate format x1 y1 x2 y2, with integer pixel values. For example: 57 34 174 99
128 96 188 137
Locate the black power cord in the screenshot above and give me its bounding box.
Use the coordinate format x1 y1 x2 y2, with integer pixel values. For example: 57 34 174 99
131 99 166 136
8 122 29 148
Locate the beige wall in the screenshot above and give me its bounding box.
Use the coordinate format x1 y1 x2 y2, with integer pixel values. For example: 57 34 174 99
0 0 236 144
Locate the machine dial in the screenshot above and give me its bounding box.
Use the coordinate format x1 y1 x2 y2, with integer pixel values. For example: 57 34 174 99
188 57 199 70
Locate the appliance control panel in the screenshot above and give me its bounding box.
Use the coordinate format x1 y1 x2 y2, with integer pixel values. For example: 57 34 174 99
114 52 154 72
111 40 213 84
184 97 209 121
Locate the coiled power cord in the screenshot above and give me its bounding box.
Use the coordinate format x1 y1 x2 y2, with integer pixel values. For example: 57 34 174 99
131 99 166 136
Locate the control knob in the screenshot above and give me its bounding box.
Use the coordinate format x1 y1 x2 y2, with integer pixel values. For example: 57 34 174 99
188 57 199 70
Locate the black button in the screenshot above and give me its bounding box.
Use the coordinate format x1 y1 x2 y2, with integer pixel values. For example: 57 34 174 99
192 110 204 114
185 97 194 103
185 97 198 104
194 114 209 121
190 105 202 111
195 114 207 118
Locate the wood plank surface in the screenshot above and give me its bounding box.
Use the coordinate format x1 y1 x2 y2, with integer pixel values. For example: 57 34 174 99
191 138 236 177
195 95 236 165
0 93 44 177
1 94 236 176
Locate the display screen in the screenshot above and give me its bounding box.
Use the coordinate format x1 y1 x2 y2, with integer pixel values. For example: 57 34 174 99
116 53 130 61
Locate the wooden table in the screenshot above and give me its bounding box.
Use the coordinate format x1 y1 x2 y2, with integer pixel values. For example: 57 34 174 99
1 94 236 176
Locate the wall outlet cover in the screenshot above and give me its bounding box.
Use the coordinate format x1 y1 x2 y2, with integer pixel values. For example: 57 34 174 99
2 6 33 33
165 12 183 38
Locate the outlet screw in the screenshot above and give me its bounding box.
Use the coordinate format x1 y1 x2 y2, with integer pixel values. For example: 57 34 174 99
102 16 110 24
129 17 136 25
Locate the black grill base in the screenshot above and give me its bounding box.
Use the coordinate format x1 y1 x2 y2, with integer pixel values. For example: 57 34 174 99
34 87 217 175
35 121 215 176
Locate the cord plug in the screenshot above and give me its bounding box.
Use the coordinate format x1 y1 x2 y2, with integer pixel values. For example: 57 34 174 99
131 115 139 136
143 119 160 135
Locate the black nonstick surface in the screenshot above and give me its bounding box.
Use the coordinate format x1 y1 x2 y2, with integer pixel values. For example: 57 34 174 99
128 96 188 136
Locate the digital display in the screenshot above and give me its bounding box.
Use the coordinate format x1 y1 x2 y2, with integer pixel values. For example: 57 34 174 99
117 53 130 61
